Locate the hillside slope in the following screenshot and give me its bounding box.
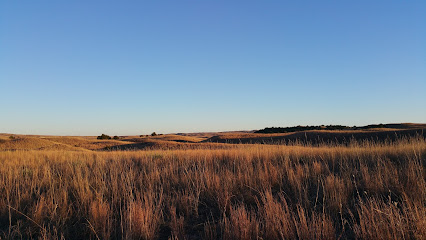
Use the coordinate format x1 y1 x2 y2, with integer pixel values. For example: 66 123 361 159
205 127 426 144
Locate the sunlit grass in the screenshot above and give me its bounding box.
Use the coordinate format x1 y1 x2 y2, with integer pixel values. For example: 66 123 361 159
0 137 424 239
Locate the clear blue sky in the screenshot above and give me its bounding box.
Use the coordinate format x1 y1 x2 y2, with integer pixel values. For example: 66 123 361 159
1 1 425 135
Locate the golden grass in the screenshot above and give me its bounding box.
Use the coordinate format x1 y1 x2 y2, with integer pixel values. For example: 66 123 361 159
0 137 88 151
43 137 130 150
0 135 235 152
0 137 424 239
149 134 205 143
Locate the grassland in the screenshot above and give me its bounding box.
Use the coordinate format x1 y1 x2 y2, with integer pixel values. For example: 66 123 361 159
0 126 425 239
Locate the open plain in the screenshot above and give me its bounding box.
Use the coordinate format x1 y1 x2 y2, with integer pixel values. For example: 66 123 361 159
0 124 425 239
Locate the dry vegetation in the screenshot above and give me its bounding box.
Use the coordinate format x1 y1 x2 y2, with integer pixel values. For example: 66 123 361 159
0 129 425 239
204 127 426 145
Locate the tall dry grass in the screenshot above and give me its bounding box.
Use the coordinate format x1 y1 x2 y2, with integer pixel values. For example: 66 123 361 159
0 137 425 239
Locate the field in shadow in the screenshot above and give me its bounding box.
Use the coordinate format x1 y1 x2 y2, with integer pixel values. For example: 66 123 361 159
205 127 426 145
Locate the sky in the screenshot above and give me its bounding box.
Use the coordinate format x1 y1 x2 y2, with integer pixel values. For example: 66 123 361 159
1 1 425 135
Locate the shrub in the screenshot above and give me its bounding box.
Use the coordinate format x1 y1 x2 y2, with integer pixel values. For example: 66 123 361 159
97 134 112 140
113 136 120 140
9 135 15 140
151 132 157 136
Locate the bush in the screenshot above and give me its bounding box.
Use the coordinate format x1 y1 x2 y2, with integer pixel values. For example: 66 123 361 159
9 135 15 140
113 136 120 140
97 134 112 140
151 132 157 136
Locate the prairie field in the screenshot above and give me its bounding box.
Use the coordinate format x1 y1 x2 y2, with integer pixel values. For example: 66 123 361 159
3 0 425 239
0 130 425 239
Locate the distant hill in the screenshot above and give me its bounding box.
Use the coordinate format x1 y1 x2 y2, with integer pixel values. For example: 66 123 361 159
206 123 426 145
0 134 233 151
1 123 425 151
255 123 426 134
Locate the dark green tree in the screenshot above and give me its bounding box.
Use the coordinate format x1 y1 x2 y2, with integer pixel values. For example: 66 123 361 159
97 134 112 140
